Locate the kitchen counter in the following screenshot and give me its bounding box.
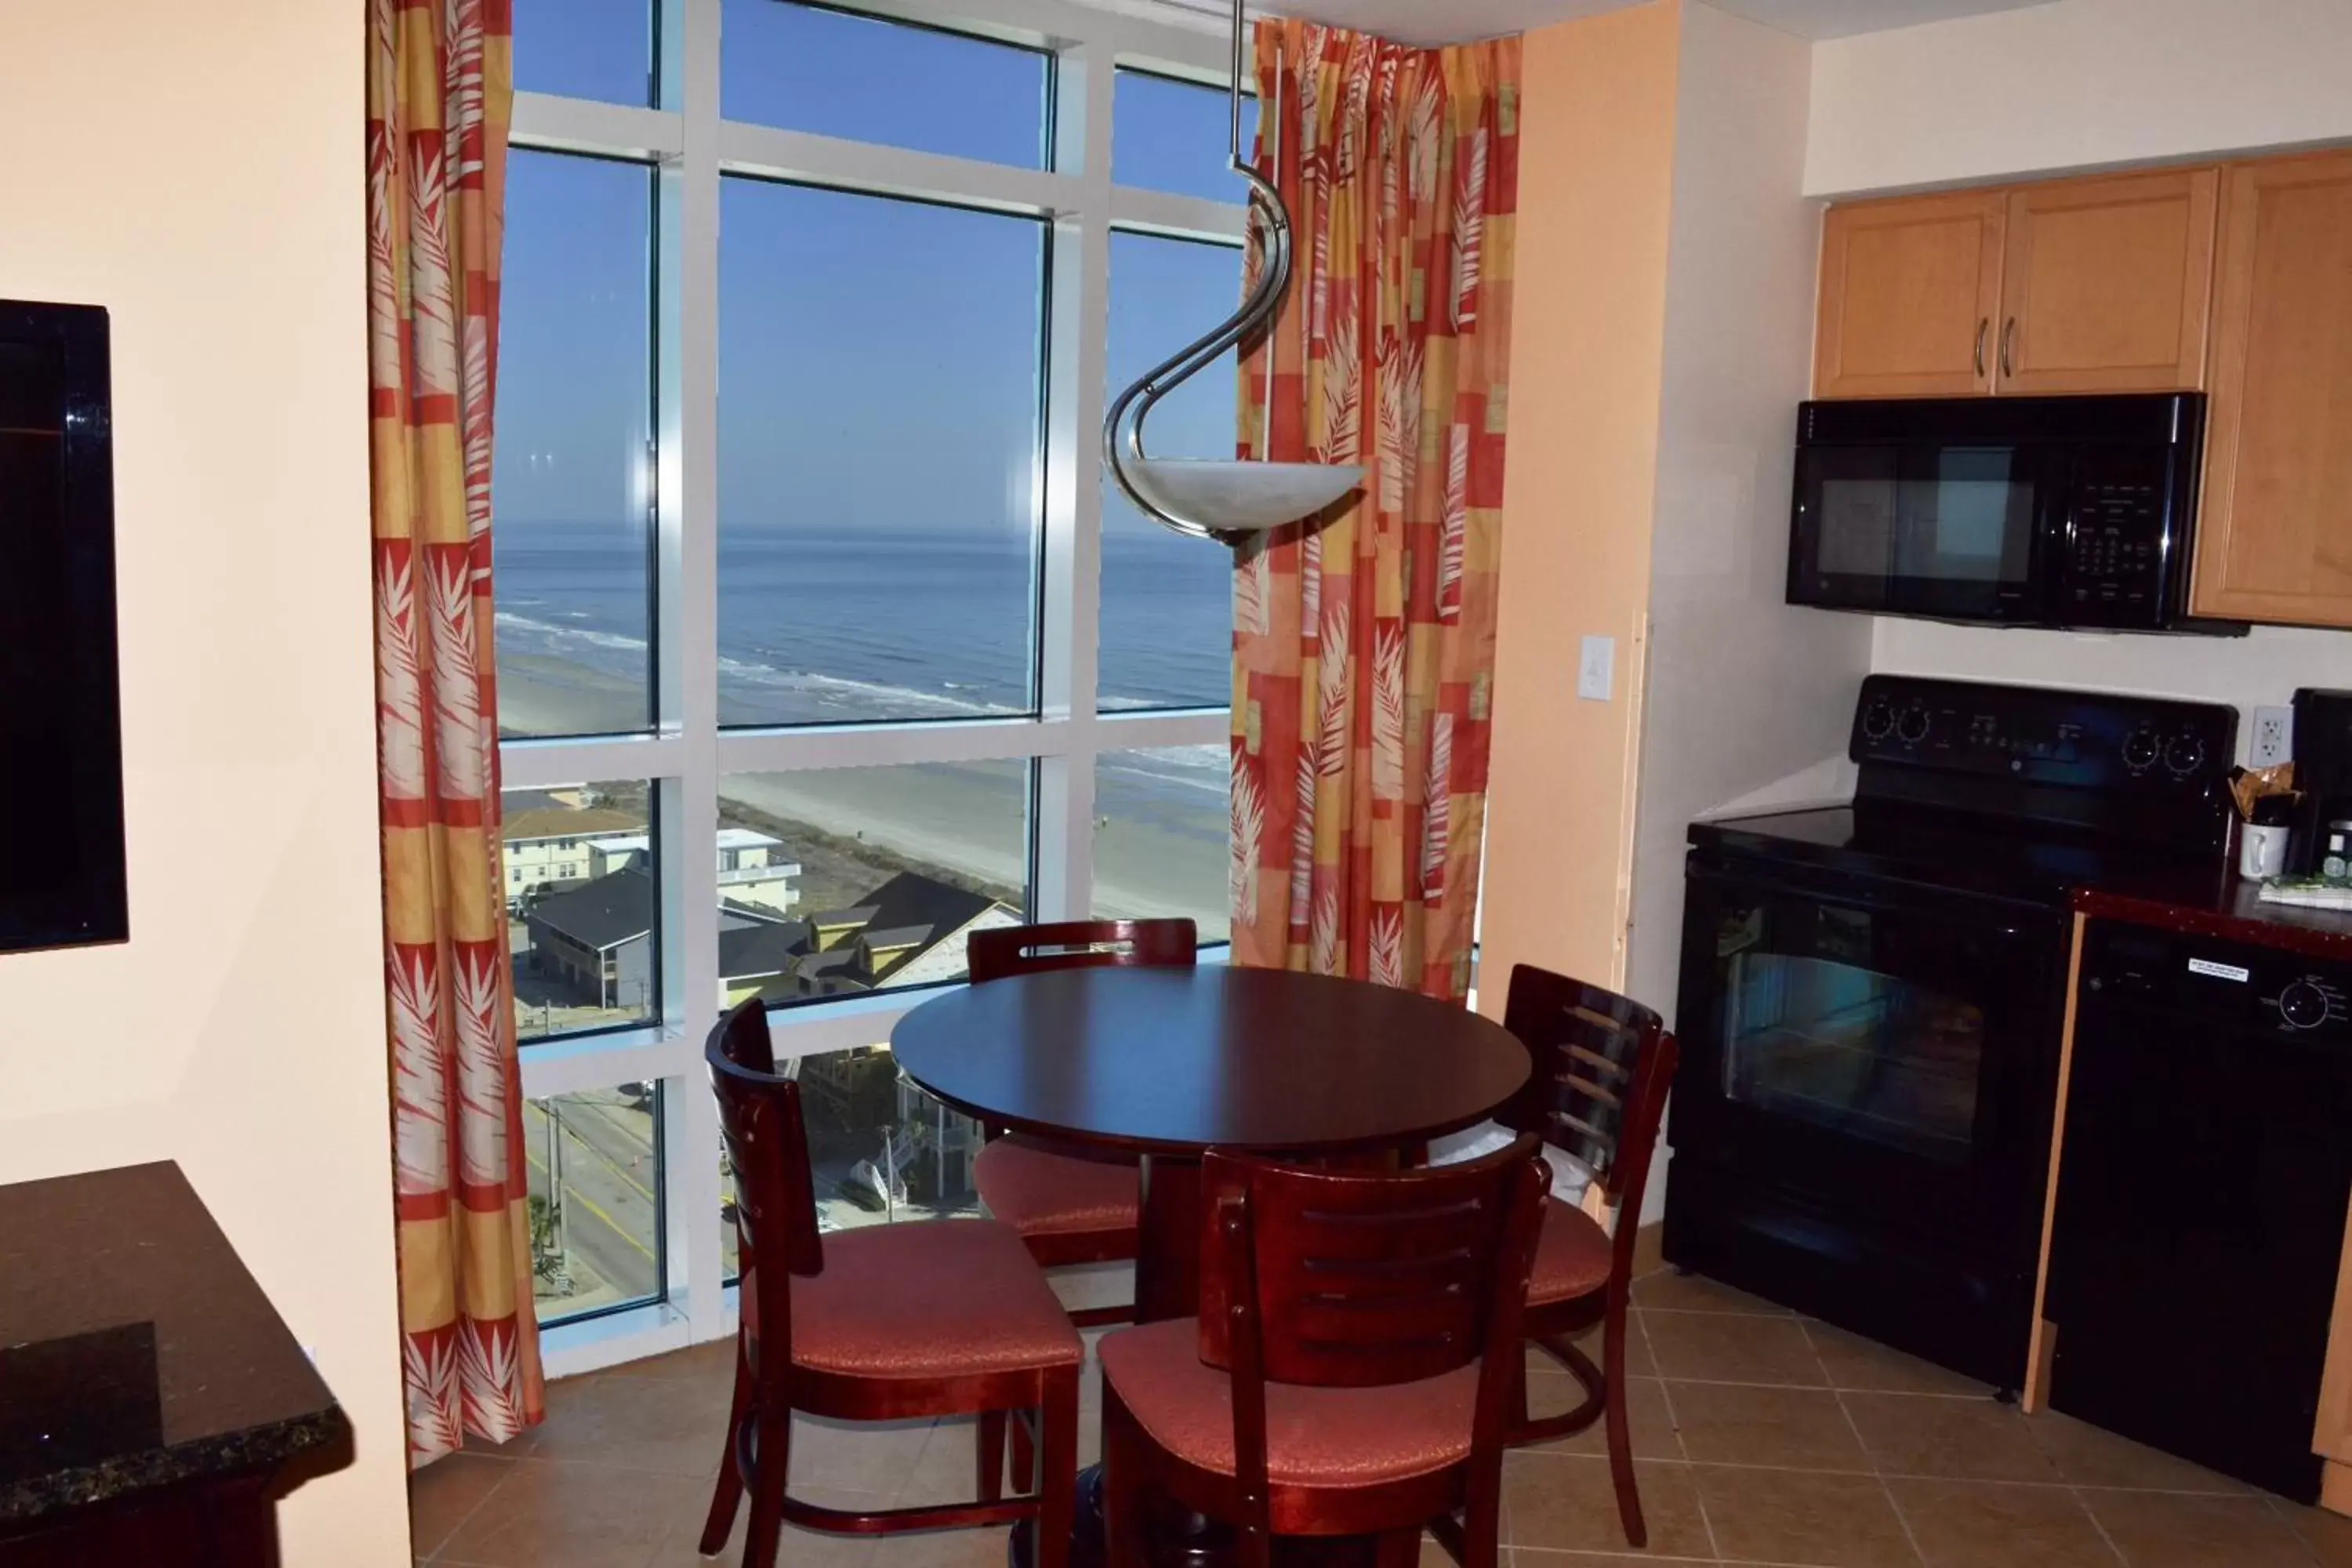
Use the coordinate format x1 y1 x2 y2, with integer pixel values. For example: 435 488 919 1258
0 1162 348 1562
2074 876 2352 961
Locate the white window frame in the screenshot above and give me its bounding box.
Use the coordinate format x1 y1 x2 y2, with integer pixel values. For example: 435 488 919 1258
507 0 1247 1376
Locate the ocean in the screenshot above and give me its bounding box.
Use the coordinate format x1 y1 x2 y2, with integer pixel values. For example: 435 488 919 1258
491 519 1236 919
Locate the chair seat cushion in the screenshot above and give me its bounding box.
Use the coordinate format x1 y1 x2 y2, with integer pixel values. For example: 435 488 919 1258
789 1218 1082 1378
1527 1196 1613 1306
975 1134 1140 1238
1098 1319 1478 1486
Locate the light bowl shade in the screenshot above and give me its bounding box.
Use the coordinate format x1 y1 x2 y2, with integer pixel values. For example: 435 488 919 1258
1125 458 1366 535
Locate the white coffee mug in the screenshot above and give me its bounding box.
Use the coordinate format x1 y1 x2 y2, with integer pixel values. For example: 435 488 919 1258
2240 822 2290 880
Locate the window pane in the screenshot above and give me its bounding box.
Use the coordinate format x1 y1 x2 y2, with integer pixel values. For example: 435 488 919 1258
1094 746 1229 944
716 760 1029 1007
1114 70 1258 202
504 781 659 1042
723 1044 982 1281
719 182 1044 726
494 151 656 739
1102 231 1240 711
723 1 1050 169
514 0 653 106
527 1084 664 1323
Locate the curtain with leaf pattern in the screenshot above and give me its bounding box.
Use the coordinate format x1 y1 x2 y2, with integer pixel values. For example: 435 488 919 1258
368 0 543 1460
1230 19 1520 1001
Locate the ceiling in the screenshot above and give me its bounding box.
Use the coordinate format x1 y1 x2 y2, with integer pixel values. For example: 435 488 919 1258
1126 0 2057 45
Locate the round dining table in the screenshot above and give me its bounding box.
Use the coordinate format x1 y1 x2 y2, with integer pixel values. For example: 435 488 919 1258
891 962 1534 1325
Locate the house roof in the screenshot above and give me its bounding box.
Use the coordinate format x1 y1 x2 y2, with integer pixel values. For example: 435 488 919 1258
850 873 1000 982
720 915 809 981
505 807 646 844
527 868 654 951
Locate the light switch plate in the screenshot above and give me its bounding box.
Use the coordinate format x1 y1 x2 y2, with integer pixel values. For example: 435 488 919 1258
1577 635 1614 702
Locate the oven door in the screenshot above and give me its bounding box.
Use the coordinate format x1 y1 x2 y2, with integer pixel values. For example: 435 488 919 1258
1789 439 2060 622
1665 851 2067 1385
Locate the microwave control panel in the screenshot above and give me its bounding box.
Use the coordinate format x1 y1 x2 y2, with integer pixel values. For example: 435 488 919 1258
2058 447 2180 626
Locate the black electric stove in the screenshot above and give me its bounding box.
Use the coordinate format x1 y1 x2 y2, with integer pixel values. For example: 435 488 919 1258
1663 675 2238 1391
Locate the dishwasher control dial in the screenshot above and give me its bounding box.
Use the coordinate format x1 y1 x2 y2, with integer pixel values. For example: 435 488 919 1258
2278 978 2338 1033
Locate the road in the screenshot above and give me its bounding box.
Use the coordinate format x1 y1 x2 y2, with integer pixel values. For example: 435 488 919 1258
521 1086 662 1316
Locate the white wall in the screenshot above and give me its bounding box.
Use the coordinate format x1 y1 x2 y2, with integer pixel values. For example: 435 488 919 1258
1806 0 2352 195
1630 0 1874 1221
0 3 408 1564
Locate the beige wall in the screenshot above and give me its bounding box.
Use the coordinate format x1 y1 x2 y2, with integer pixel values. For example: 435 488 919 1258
1479 0 1683 1018
0 4 408 1565
1806 0 2352 195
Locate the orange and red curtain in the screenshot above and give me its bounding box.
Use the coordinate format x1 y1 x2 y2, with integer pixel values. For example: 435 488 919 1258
368 0 542 1458
1231 20 1520 1001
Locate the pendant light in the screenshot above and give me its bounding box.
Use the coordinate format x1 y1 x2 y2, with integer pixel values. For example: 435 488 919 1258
1102 0 1364 547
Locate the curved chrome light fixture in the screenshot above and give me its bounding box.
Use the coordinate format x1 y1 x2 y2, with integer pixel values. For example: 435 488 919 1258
1102 0 1365 547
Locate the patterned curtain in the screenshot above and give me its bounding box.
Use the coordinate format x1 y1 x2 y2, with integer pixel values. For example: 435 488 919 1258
368 0 542 1460
1230 20 1520 1001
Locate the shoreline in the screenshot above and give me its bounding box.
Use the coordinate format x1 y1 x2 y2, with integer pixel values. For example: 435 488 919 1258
499 655 1229 940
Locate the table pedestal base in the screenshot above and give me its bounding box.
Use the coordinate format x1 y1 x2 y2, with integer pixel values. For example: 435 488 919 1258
1009 1465 1387 1568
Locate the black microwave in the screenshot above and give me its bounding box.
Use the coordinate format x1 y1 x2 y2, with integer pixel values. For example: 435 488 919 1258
1788 392 2238 635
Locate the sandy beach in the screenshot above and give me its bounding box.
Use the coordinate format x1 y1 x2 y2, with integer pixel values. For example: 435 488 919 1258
499 653 1229 939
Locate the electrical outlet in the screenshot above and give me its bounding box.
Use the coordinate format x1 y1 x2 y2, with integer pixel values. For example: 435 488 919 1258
2252 705 2295 768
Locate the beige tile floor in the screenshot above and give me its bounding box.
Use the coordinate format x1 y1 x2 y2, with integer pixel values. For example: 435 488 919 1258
411 1271 2352 1568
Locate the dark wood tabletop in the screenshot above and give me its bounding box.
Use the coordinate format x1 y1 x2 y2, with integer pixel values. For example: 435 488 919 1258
890 964 1531 1156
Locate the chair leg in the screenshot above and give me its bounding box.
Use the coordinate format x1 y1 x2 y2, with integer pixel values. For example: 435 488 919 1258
695 1336 755 1555
1102 1388 1150 1568
742 1404 792 1568
978 1410 1007 1504
1602 1304 1646 1550
1035 1367 1080 1568
1461 1443 1506 1568
1012 1406 1036 1495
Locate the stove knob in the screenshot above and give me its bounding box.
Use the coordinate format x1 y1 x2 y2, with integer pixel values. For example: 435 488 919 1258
2122 725 2161 772
2163 731 2208 778
2280 979 2332 1033
1860 698 1896 742
1896 705 1932 745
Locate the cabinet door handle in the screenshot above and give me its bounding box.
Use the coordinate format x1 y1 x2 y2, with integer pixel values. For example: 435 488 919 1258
2000 316 2017 379
1975 318 1988 379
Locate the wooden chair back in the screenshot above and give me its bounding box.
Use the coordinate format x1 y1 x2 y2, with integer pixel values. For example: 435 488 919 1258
709 996 826 1292
1197 1138 1548 1388
967 918 1199 982
1497 965 1673 1196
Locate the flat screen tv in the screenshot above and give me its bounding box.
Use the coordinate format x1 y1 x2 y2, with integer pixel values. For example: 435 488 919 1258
0 300 125 951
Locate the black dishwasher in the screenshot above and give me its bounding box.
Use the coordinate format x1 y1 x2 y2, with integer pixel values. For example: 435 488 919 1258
2047 918 2352 1500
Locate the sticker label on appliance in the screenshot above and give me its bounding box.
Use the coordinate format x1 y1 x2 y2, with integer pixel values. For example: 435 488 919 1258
2187 958 2252 982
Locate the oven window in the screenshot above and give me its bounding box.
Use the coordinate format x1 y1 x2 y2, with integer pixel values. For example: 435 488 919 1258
1719 924 1984 1163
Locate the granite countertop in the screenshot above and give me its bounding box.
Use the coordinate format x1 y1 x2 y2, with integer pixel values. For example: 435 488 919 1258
0 1162 349 1524
2075 876 2352 962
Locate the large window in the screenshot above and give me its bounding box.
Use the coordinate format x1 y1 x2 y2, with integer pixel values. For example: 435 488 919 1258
503 0 1245 1345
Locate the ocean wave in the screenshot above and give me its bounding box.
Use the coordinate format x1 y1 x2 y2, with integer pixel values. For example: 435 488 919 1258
714 653 1021 720
495 609 652 658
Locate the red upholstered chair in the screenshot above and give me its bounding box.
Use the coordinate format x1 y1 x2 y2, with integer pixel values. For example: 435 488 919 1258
699 999 1083 1568
1492 964 1678 1550
967 917 1197 1328
1098 1138 1548 1568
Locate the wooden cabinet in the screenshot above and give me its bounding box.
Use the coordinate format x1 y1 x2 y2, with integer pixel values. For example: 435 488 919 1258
2190 151 2352 626
1998 168 2218 394
1814 191 2004 398
1814 169 2216 399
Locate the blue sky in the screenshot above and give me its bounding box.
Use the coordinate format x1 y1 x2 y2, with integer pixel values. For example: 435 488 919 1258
495 0 1254 539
